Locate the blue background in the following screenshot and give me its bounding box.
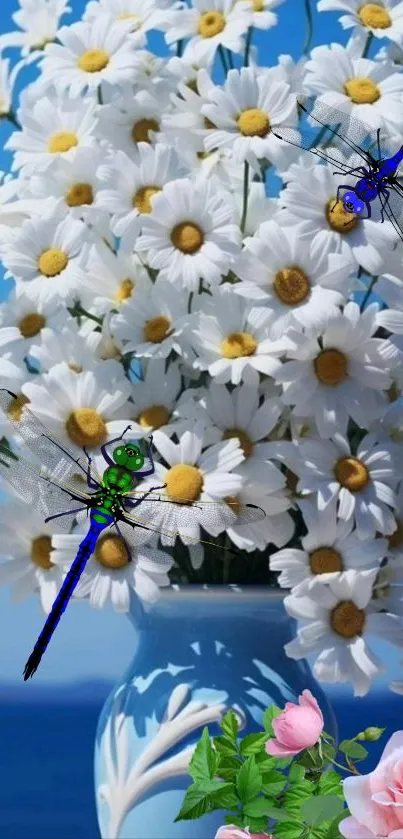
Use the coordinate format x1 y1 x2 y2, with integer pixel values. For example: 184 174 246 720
0 1 402 837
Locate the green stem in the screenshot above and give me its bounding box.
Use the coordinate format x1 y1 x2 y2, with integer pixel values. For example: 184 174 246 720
218 44 229 76
244 27 253 67
226 48 234 70
240 161 250 234
176 39 183 57
7 110 21 130
360 275 378 311
302 0 313 56
328 757 360 775
362 31 373 58
68 304 103 326
97 85 103 105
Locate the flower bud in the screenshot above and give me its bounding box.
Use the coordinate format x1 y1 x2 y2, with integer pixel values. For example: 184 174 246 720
356 727 385 742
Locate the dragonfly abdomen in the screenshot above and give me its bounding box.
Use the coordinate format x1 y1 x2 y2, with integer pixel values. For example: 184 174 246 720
23 518 112 680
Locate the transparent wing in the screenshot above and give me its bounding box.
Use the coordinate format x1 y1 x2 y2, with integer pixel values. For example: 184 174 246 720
0 441 92 530
297 96 395 162
380 191 403 241
0 389 104 487
123 493 265 527
109 521 174 569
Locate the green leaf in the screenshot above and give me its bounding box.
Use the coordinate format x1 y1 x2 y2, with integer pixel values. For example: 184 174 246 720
236 755 262 804
289 764 306 783
244 796 275 817
248 816 272 833
339 740 368 760
240 731 270 756
255 751 276 771
189 727 216 782
224 815 244 828
274 820 304 838
325 809 350 839
210 782 239 810
221 711 239 742
275 756 294 769
301 796 345 827
318 771 343 798
321 743 337 763
263 705 283 736
216 755 243 782
174 781 234 821
214 735 238 755
283 781 316 818
265 807 294 823
261 769 287 796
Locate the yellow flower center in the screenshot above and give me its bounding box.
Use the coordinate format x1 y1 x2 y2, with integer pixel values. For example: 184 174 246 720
38 248 69 278
389 518 403 550
118 12 141 25
18 313 46 338
388 382 401 403
114 278 135 303
334 456 369 492
204 116 216 129
198 10 226 38
65 182 94 207
252 0 264 9
171 222 204 254
95 534 130 569
222 428 253 458
326 198 359 233
65 408 107 449
344 77 380 104
331 600 366 638
309 547 343 575
314 349 348 386
78 49 110 73
165 463 203 503
358 3 391 29
221 331 257 359
273 266 311 306
136 405 170 429
143 315 173 343
132 118 159 144
47 131 78 154
7 393 29 422
133 186 161 214
69 363 83 374
237 108 270 138
31 535 54 570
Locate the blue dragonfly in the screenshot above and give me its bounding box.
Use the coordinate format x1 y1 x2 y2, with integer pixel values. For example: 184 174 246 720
0 388 265 680
272 97 403 241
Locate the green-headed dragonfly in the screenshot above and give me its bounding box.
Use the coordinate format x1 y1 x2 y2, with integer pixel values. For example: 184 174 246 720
0 388 265 680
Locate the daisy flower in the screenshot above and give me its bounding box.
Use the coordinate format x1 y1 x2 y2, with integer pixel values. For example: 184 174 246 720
83 0 169 42
94 89 166 157
317 0 403 45
202 66 299 174
0 51 40 117
232 180 278 236
96 144 184 252
177 380 285 485
6 93 97 174
376 39 403 68
2 213 87 305
234 222 354 338
21 362 133 456
41 17 140 97
296 432 400 540
236 0 285 29
271 498 387 594
224 479 294 553
0 285 66 360
0 499 68 615
28 318 111 374
28 147 105 223
51 524 173 610
79 241 147 317
0 0 71 55
284 569 403 696
303 43 403 132
136 177 241 290
274 302 392 438
164 0 252 64
279 153 397 275
121 359 186 437
162 69 216 153
110 278 190 360
131 422 245 545
189 285 288 386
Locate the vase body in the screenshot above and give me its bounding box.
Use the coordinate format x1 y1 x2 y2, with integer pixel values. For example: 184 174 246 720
95 586 337 839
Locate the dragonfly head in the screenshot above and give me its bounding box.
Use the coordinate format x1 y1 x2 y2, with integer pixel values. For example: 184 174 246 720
342 190 365 216
113 443 145 471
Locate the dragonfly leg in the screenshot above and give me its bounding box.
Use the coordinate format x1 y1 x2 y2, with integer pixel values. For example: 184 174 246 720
124 483 168 510
376 127 381 161
100 425 133 466
44 506 88 524
82 446 101 490
113 521 132 563
378 188 390 222
333 165 368 178
331 184 350 212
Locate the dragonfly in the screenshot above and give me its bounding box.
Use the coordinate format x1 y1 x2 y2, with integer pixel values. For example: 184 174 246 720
272 96 403 241
0 388 265 680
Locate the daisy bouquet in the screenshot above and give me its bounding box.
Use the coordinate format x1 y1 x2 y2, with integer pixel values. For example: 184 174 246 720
0 0 402 698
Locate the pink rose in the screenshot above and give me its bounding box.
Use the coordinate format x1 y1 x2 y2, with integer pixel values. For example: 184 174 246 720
265 689 324 758
340 731 403 838
215 828 271 839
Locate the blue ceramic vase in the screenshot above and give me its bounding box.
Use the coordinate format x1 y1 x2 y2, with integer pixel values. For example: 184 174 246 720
95 586 337 839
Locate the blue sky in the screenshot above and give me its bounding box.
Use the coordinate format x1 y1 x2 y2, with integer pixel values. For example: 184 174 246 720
0 0 401 696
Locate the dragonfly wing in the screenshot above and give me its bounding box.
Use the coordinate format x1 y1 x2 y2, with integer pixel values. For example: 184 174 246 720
110 520 174 571
298 96 393 163
0 442 92 530
380 194 403 242
124 494 266 527
0 389 103 487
